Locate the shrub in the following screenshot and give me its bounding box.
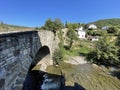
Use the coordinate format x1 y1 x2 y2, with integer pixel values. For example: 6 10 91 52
53 49 64 65
86 36 119 66
107 27 118 34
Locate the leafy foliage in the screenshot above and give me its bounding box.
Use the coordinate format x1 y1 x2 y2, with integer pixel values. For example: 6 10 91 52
53 48 64 65
53 30 65 65
107 26 118 34
86 36 120 66
66 23 80 29
41 18 64 34
67 29 78 49
58 29 64 43
87 30 107 36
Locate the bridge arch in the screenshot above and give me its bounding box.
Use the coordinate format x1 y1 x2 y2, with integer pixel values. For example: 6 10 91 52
31 45 50 66
23 45 51 89
38 30 56 55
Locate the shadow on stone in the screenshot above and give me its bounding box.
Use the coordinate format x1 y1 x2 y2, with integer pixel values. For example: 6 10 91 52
22 70 65 90
31 46 50 66
111 70 120 80
22 70 86 90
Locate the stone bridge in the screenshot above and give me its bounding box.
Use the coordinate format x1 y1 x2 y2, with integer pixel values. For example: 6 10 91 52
0 30 59 90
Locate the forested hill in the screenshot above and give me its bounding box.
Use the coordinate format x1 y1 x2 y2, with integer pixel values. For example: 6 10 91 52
0 22 33 32
89 18 120 28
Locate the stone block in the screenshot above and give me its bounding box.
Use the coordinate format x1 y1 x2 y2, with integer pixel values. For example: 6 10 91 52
11 84 23 90
0 69 6 79
15 78 24 85
0 79 5 89
13 50 20 56
0 60 6 68
6 60 19 71
18 72 27 79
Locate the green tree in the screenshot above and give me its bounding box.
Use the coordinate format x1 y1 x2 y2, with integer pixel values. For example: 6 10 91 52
53 29 65 65
43 18 54 30
67 29 78 49
87 36 119 65
54 18 64 30
42 18 64 35
107 26 118 34
66 23 79 29
53 48 64 65
58 29 64 43
87 30 107 36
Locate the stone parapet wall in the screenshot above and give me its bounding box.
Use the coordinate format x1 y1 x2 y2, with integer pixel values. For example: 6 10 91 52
0 31 41 90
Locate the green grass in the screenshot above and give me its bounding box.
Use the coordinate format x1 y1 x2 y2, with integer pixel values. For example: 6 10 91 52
63 39 94 57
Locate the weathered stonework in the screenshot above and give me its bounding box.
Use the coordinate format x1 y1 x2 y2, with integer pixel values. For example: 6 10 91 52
0 30 57 90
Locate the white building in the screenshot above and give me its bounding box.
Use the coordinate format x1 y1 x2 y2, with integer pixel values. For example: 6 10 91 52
102 26 109 30
88 24 97 29
92 37 99 41
76 27 86 38
88 36 99 41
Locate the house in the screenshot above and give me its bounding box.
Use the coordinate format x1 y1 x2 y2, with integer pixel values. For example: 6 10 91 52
88 36 99 41
92 37 99 41
102 26 109 30
88 24 97 29
76 27 86 39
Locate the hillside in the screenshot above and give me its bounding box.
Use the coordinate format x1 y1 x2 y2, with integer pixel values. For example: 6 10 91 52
0 23 34 32
89 18 120 28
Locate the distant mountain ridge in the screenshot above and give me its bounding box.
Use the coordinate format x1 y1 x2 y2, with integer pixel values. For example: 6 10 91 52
88 18 120 28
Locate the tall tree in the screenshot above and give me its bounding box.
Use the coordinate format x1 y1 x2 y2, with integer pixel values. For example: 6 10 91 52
42 18 64 35
43 18 54 30
67 29 78 49
66 23 79 29
54 18 64 30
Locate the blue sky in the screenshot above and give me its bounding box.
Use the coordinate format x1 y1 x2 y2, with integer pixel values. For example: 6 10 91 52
0 0 120 27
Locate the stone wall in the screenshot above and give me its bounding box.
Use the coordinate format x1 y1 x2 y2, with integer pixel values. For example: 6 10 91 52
38 30 59 55
38 30 53 55
0 31 41 90
0 30 58 90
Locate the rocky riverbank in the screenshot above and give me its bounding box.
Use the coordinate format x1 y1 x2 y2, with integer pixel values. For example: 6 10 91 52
46 56 120 90
64 56 87 65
